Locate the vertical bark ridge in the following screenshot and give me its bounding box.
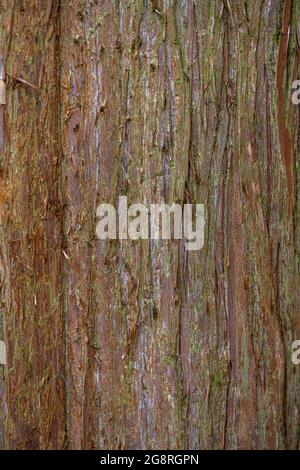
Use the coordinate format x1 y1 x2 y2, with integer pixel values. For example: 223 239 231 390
0 0 299 450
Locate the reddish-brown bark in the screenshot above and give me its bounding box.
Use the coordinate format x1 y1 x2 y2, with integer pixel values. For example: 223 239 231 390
0 0 300 450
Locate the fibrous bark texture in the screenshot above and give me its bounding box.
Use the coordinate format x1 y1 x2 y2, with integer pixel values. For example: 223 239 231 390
0 0 300 450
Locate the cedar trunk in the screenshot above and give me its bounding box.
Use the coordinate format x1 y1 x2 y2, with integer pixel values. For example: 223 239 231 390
0 0 300 450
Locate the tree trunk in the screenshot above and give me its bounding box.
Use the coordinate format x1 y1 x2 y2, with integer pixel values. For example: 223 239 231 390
0 0 299 450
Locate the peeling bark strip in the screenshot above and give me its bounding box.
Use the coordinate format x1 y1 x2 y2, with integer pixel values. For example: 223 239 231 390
0 0 300 450
0 81 5 105
0 341 6 365
0 56 4 80
0 55 5 105
276 0 294 217
0 53 4 149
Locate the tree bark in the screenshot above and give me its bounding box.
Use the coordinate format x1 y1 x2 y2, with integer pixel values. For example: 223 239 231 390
0 0 300 450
